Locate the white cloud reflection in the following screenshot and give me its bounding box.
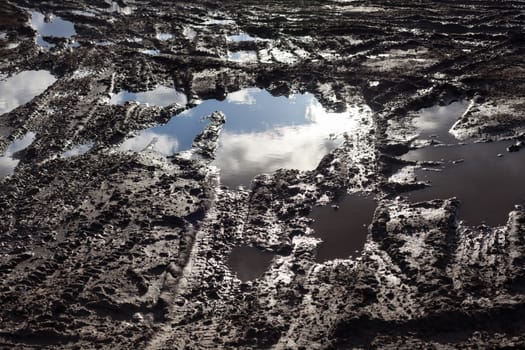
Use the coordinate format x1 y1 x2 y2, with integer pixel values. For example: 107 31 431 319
214 99 359 187
61 142 94 158
226 89 256 105
109 85 187 107
0 132 36 177
0 70 57 116
227 51 258 63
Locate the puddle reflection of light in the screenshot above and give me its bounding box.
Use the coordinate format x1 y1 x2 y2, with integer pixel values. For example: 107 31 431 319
119 88 363 187
30 11 76 48
227 50 258 63
0 70 56 116
109 85 187 107
0 132 36 177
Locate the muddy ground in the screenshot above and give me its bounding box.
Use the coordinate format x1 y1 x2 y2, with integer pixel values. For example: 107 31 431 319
1 0 525 349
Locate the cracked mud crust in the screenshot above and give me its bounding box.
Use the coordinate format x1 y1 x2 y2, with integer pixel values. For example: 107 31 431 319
1 0 524 349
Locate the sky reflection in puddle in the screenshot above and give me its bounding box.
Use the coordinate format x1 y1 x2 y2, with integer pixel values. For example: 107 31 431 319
227 51 258 63
120 88 360 187
109 85 187 107
401 101 525 226
412 100 469 144
227 33 257 42
0 70 56 116
30 11 76 49
61 142 94 158
310 194 376 262
0 132 36 177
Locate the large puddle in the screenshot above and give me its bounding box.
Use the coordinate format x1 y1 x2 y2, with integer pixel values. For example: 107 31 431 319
30 11 76 49
227 246 275 282
0 70 56 116
404 141 525 226
400 101 525 226
121 88 361 187
310 194 376 262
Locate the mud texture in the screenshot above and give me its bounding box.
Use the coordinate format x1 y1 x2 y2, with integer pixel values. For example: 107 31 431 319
1 0 525 349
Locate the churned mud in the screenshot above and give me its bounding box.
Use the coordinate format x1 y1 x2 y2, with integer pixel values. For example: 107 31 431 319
1 0 524 349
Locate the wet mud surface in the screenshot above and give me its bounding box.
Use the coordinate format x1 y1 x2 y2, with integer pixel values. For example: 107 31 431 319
1 0 525 349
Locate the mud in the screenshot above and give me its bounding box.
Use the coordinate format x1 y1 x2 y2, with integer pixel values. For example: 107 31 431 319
1 0 525 349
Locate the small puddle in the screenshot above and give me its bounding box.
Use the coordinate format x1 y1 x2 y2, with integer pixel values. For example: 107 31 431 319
227 246 275 282
156 33 173 41
227 33 257 42
310 194 376 262
140 49 160 56
109 85 187 107
120 88 361 187
0 70 56 115
227 50 258 63
0 132 36 177
61 142 94 158
412 100 469 144
30 11 76 49
404 141 525 226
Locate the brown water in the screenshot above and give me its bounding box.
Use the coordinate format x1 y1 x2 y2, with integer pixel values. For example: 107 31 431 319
227 246 275 282
309 194 376 262
404 141 525 226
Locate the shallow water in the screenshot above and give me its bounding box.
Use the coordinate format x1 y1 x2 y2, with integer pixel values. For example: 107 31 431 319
0 70 56 116
30 11 76 48
227 50 258 63
61 142 94 158
227 246 275 282
309 194 376 262
404 141 525 226
109 85 187 107
402 100 525 226
227 33 257 42
120 88 359 187
0 132 36 177
412 100 469 144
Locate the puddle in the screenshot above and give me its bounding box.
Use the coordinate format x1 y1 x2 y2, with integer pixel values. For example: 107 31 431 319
412 101 470 144
227 50 258 63
30 11 76 49
0 132 36 177
403 141 525 226
140 49 160 56
120 88 360 187
227 33 257 42
0 70 57 116
61 142 94 158
204 18 235 25
227 246 275 282
400 100 525 226
156 33 173 41
109 85 187 107
310 194 376 262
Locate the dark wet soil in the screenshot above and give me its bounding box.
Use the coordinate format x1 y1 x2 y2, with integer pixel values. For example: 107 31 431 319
1 0 525 349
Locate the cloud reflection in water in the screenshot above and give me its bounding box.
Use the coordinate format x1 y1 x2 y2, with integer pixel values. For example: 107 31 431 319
119 88 361 187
